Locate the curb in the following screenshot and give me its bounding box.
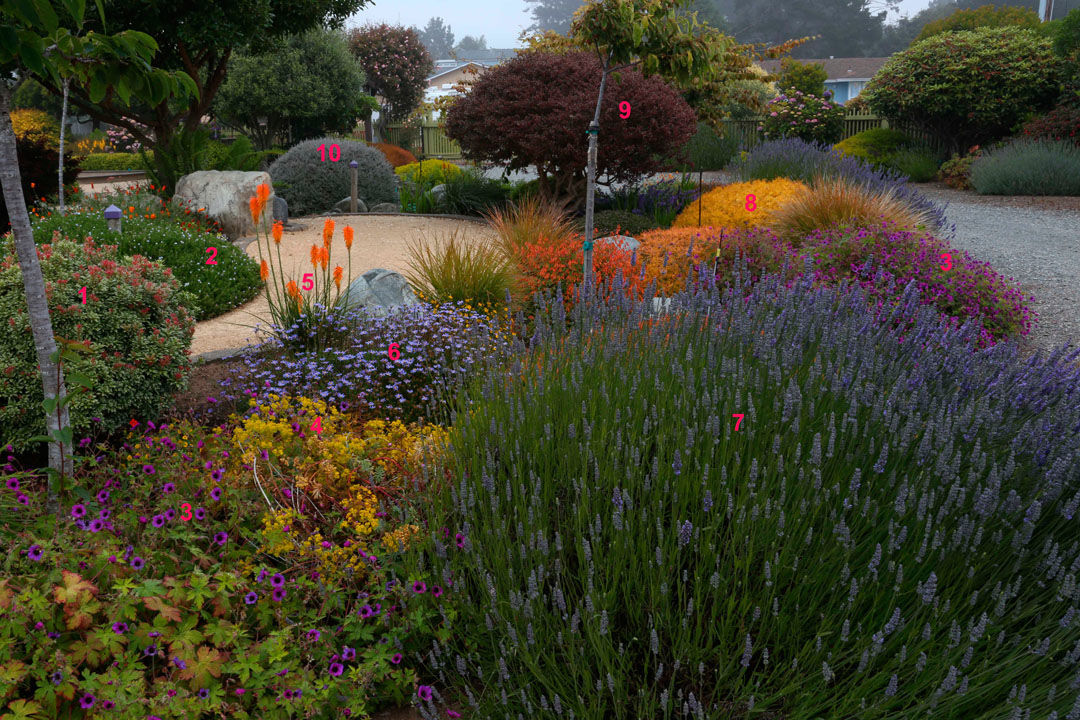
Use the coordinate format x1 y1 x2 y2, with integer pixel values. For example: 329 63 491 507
307 212 489 223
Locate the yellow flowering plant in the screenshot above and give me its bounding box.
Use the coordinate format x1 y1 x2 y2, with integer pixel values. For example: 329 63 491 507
673 178 809 231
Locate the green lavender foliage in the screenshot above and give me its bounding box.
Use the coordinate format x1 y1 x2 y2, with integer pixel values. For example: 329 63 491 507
411 271 1080 720
970 139 1080 195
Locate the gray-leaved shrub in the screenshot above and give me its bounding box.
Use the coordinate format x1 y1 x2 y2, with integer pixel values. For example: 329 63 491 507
268 137 398 216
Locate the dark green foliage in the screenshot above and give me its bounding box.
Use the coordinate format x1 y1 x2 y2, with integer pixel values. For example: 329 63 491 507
30 211 262 320
970 138 1080 195
777 58 828 96
887 147 943 182
677 121 741 171
77 152 152 172
12 77 64 117
213 28 371 149
434 169 513 216
575 208 660 237
714 0 888 57
833 128 914 167
268 137 398 216
418 17 455 59
1 134 82 234
915 3 1041 42
864 27 1060 151
0 238 195 451
1051 8 1080 57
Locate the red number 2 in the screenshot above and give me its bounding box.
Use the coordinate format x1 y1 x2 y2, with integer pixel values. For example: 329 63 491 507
732 413 744 431
180 503 192 522
205 247 218 265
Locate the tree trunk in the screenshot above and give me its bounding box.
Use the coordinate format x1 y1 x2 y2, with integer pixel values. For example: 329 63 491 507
583 68 609 292
58 78 69 215
0 83 72 513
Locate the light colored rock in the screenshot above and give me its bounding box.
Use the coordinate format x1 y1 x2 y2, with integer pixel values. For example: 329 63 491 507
429 184 447 203
596 234 640 253
338 268 419 315
333 196 368 213
368 202 399 213
174 170 274 240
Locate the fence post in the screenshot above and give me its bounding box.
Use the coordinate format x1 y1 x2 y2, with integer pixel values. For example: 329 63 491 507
349 161 359 213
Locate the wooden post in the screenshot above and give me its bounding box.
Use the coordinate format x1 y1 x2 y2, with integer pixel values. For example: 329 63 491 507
349 161 359 213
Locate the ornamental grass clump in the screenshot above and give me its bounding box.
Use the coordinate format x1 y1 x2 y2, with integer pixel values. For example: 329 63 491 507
770 176 940 243
408 269 1080 719
403 229 519 314
672 178 809 230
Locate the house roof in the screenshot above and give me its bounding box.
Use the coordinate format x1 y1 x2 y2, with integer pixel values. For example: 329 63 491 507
758 57 890 82
426 62 485 83
446 48 518 65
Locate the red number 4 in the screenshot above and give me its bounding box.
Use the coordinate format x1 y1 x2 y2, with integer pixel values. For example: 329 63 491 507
732 413 744 431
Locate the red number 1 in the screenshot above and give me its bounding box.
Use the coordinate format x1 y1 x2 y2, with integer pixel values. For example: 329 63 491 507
732 413 744 431
180 503 192 522
79 286 87 304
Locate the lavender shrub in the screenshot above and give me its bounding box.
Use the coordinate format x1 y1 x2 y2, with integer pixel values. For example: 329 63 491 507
409 270 1080 719
219 301 512 422
731 138 952 235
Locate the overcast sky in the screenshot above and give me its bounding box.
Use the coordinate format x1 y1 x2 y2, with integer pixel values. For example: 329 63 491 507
345 0 938 48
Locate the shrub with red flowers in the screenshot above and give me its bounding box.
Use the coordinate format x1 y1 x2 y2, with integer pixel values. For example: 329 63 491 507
1021 103 1080 145
759 90 845 145
515 232 646 310
346 24 433 129
0 238 196 451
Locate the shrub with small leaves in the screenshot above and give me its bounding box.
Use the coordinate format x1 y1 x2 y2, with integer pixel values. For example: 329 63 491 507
0 238 195 451
833 128 913 167
268 138 398 216
394 159 462 188
1021 103 1080 146
969 138 1080 195
671 178 809 230
370 142 418 168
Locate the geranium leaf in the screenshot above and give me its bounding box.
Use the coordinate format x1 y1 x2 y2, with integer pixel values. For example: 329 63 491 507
142 595 181 623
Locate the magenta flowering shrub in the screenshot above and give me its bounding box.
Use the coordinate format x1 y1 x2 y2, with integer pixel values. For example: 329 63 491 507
105 119 149 153
0 416 460 719
800 223 1035 346
759 90 845 145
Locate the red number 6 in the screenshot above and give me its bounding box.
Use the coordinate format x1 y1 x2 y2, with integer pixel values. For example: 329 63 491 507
388 343 400 361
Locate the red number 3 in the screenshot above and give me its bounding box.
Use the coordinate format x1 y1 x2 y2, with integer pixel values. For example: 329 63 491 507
180 503 192 522
940 253 952 272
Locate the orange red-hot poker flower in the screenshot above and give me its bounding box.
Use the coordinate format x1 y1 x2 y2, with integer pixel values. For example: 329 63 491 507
334 266 343 288
322 219 335 246
260 260 269 281
286 281 300 300
343 226 354 249
320 247 329 270
272 221 283 244
257 183 271 203
310 245 320 268
249 196 263 224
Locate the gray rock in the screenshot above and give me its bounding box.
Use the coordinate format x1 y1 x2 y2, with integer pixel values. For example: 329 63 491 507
272 196 288 223
334 196 367 214
596 234 640 253
338 269 420 315
174 170 274 240
429 184 447 203
368 202 399 213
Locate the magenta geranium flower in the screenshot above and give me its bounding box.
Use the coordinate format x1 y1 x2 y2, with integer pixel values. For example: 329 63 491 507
112 622 128 634
79 694 95 708
210 487 223 501
71 504 86 518
244 592 258 604
417 685 433 701
390 653 402 664
26 544 43 561
214 532 228 546
162 482 175 494
328 662 344 677
307 629 321 641
412 581 426 594
342 646 356 660
142 464 155 474
272 587 287 602
6 477 19 490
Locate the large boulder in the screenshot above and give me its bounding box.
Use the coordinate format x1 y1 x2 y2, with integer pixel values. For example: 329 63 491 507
338 269 420 316
333 196 367 214
596 234 640 253
368 202 399 213
174 170 274 240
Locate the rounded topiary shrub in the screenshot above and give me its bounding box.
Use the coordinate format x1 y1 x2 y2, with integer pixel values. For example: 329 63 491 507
833 128 913 167
371 142 417 168
268 137 398 216
395 159 462 187
0 237 196 451
408 273 1080 719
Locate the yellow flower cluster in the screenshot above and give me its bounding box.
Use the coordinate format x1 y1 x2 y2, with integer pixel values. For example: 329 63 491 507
229 395 361 497
380 524 422 553
394 159 462 186
339 483 380 536
352 419 448 482
257 507 375 583
673 178 809 231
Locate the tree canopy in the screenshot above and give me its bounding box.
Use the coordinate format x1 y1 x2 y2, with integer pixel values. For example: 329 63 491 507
346 23 433 136
915 3 1042 43
418 17 455 59
455 35 488 52
715 0 892 57
525 0 588 34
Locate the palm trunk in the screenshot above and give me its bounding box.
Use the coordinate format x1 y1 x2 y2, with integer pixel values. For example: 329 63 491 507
58 77 70 215
583 68 609 293
0 83 72 513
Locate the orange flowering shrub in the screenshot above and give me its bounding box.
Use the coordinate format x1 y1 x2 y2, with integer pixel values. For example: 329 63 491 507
637 226 802 296
515 232 646 309
672 178 809 231
370 142 418 168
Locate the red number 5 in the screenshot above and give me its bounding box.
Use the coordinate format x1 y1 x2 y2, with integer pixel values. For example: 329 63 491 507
180 503 192 522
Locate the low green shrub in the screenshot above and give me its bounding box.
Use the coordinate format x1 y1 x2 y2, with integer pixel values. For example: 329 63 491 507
408 272 1080 719
677 121 741 171
576 208 661 237
269 137 398 216
434 169 512 216
508 178 542 205
970 138 1080 195
394 160 463 188
886 147 942 182
833 128 913 167
31 210 260 320
936 146 983 189
0 237 195 451
77 152 153 172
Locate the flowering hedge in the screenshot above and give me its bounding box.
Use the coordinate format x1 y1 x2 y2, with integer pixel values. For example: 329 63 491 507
759 90 844 144
672 178 809 231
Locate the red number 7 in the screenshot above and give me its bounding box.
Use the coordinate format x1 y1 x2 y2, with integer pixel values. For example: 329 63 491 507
732 413 744 431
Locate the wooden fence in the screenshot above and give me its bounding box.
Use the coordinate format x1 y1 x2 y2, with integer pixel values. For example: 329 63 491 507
384 122 462 160
720 112 948 154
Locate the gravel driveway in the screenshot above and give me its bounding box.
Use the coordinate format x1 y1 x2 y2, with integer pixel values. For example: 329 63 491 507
916 185 1080 355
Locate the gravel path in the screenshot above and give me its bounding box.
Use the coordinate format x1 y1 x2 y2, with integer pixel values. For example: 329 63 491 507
916 185 1080 354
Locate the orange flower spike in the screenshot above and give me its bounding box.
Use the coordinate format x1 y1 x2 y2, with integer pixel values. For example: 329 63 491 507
322 218 335 246
320 247 329 270
343 226 354 250
257 183 271 203
260 260 269 281
249 196 261 224
333 266 344 289
272 221 284 245
286 280 299 299
310 245 320 268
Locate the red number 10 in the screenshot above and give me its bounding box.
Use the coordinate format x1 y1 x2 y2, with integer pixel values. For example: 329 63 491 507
317 143 341 162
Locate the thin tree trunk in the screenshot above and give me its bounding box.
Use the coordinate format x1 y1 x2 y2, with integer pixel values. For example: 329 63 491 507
58 77 70 215
0 82 73 513
583 68 609 292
